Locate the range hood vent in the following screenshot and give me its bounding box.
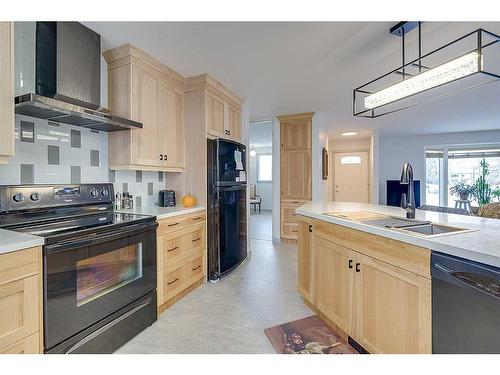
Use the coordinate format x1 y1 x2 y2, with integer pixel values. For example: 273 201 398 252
14 22 142 132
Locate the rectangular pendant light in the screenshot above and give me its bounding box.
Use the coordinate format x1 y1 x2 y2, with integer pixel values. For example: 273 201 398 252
364 52 481 109
353 28 500 118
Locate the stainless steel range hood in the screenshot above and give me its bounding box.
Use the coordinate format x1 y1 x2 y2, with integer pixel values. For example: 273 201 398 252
14 22 142 132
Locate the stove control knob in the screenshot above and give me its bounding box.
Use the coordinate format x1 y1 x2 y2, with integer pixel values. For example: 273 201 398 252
90 189 99 198
30 192 40 201
13 193 25 202
100 188 109 197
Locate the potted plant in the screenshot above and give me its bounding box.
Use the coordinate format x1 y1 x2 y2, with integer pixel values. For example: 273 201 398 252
449 182 476 201
475 158 492 206
492 187 500 202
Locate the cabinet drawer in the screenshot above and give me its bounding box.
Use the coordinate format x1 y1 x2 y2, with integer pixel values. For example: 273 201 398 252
0 247 39 286
185 255 204 280
281 222 299 239
0 275 39 350
0 332 40 354
160 225 206 270
161 252 205 303
163 266 184 296
157 211 206 236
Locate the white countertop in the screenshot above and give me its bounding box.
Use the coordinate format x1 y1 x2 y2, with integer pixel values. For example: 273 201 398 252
296 201 500 268
116 205 206 220
0 228 44 255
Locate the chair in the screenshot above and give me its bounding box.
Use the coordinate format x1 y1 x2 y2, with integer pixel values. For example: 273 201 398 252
418 205 469 216
249 184 262 214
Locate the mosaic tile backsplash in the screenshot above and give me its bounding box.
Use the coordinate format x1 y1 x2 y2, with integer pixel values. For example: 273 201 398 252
0 115 168 208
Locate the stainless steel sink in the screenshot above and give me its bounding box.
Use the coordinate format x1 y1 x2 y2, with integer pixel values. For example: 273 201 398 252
398 223 467 236
362 217 429 229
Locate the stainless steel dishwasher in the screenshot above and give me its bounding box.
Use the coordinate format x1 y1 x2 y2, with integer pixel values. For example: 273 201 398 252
432 252 500 353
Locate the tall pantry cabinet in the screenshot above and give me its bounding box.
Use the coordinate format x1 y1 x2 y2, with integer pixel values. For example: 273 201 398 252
278 112 313 243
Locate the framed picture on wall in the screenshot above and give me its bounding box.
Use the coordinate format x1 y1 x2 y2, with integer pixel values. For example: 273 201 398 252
322 147 328 180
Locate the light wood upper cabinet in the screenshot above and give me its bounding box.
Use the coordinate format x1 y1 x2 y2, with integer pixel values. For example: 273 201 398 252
163 87 185 168
227 104 242 142
353 253 431 354
185 74 244 143
281 149 312 199
206 91 226 137
131 65 162 167
314 237 354 335
279 113 313 151
0 22 14 164
104 44 185 172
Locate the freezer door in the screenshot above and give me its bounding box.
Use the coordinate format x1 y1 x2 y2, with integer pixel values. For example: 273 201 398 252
218 185 247 275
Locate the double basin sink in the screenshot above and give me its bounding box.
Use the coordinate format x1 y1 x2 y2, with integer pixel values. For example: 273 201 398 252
325 212 469 237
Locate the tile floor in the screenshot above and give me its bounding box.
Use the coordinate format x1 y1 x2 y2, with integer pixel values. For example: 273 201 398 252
116 237 312 354
249 210 273 241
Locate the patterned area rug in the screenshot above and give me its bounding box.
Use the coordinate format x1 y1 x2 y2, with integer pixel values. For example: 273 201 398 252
265 315 359 354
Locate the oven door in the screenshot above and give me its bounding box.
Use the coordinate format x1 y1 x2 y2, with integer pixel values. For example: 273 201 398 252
43 221 157 351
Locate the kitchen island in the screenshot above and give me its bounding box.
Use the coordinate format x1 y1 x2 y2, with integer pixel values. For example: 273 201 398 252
295 201 500 354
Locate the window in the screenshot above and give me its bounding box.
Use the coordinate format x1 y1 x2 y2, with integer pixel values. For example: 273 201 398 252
340 155 362 165
425 145 500 207
257 154 272 182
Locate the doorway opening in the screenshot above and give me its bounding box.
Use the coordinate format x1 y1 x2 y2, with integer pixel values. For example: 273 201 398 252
249 120 273 240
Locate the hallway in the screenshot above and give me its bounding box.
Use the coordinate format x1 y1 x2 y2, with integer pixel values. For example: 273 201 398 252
249 210 273 241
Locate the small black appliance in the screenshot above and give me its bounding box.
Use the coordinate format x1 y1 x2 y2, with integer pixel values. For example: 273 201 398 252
158 190 176 207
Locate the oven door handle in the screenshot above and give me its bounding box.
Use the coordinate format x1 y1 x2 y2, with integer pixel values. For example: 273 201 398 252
44 221 158 254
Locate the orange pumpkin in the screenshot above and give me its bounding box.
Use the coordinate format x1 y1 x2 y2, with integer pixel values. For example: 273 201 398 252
181 194 197 208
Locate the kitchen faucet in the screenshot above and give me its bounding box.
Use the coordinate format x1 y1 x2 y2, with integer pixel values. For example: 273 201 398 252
400 163 416 219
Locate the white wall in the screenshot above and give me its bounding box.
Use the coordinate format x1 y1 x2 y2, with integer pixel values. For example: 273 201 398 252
248 146 273 210
272 119 281 241
312 113 330 201
378 129 500 205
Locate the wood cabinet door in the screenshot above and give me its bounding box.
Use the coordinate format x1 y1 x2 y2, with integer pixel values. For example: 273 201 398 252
163 87 185 168
0 22 14 163
280 119 311 151
281 150 312 199
297 218 313 301
0 276 39 350
353 253 432 354
206 91 225 137
227 104 241 142
314 237 354 334
0 333 40 354
131 65 162 167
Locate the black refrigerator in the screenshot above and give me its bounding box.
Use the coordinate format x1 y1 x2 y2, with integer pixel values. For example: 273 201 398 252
207 138 247 281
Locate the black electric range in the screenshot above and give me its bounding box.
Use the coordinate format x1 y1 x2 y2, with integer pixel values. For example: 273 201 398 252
0 184 158 354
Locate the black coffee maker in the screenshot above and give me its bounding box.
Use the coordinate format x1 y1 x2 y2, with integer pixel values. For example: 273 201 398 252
158 190 176 207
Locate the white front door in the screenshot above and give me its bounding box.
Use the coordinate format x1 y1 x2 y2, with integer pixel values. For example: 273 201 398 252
334 151 369 203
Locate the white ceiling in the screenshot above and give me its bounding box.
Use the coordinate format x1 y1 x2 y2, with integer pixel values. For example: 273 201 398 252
249 121 273 148
84 21 500 136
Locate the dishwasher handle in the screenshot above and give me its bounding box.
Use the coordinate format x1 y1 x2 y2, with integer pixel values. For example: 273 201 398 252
432 253 500 300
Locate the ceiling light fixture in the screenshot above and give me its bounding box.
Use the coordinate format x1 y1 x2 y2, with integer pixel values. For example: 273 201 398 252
341 131 358 136
353 23 500 118
250 150 256 157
